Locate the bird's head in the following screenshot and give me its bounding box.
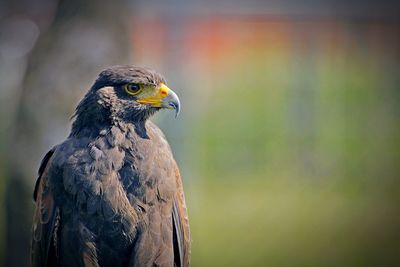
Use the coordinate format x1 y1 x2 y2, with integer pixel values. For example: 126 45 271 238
72 65 180 134
93 65 180 119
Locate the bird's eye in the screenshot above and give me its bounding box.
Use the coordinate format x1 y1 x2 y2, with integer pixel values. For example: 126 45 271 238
124 84 142 96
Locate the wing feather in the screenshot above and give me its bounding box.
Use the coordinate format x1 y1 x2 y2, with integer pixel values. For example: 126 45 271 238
172 167 191 267
31 147 59 267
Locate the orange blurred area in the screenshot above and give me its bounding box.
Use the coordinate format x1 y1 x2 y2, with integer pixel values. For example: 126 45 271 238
131 14 400 70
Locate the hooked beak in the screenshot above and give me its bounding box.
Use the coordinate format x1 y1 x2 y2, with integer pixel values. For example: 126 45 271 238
136 83 181 118
161 88 181 118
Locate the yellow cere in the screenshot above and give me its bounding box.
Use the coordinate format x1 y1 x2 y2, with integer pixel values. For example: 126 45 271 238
136 83 170 106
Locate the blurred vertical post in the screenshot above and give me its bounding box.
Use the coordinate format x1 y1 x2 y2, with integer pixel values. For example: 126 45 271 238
5 0 132 266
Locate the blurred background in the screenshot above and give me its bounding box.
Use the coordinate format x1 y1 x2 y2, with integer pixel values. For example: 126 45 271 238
0 0 399 266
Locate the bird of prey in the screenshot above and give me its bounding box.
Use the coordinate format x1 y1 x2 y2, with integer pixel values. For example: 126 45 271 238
31 65 190 267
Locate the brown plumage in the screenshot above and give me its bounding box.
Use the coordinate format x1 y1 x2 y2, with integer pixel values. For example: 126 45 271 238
31 65 190 267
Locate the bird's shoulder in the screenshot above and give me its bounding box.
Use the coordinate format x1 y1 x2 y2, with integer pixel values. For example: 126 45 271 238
45 130 137 236
48 129 125 194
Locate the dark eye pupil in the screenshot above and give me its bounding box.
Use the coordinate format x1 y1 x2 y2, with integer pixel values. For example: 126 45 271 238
128 84 139 92
124 83 142 96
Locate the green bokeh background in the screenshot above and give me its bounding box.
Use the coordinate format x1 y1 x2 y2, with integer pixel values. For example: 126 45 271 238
179 47 400 266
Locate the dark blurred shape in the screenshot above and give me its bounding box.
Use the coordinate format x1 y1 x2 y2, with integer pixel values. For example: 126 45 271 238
2 0 132 266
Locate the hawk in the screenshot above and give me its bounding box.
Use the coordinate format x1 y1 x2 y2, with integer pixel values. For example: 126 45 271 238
31 65 190 267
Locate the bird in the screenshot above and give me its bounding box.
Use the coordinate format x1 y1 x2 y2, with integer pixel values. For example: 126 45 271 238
31 65 190 267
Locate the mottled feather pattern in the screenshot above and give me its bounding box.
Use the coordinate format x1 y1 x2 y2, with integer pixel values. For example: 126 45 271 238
58 126 138 241
35 121 184 266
